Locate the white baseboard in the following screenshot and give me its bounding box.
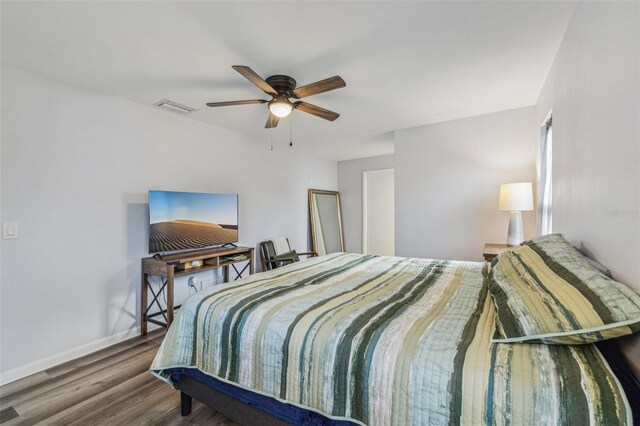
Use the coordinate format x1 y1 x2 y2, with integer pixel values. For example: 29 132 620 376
0 325 159 385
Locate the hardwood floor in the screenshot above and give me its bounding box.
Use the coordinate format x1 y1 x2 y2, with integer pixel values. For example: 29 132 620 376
0 330 239 425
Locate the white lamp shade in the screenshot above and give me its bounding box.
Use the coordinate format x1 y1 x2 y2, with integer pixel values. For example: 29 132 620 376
269 101 293 118
499 182 533 211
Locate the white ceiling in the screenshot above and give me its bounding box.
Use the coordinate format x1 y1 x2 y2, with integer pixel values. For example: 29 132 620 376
1 1 575 161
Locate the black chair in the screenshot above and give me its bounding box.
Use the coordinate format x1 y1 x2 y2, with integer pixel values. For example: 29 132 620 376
259 237 317 271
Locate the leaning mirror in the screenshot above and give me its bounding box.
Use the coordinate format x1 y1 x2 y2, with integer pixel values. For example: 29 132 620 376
308 189 345 256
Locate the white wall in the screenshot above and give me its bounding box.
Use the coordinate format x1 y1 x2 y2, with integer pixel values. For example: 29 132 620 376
536 1 639 292
535 1 640 374
0 66 337 381
395 107 537 261
338 155 394 253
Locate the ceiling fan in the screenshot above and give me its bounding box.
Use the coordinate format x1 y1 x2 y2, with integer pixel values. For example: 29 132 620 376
206 66 346 128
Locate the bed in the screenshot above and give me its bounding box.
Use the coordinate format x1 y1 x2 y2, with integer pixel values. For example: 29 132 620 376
151 252 638 425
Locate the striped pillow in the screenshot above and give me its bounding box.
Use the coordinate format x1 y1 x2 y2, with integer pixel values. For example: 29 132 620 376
489 234 640 344
581 253 614 278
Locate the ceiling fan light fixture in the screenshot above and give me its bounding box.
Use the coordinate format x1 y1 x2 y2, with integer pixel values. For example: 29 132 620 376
206 66 345 128
268 97 293 118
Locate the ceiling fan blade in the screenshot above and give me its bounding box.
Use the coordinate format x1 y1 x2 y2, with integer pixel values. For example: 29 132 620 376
294 102 340 121
206 99 267 107
292 76 346 99
265 113 280 128
232 65 278 96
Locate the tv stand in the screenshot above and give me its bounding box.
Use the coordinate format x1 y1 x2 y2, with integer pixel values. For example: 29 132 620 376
141 246 254 335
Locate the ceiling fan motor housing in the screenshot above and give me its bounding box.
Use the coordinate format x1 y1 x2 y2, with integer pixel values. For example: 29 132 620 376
265 75 297 95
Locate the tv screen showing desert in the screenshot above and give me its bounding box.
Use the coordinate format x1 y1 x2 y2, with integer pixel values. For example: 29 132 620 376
149 191 238 253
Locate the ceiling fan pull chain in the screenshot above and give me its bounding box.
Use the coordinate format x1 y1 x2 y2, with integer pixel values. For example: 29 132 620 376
289 113 293 147
270 135 274 151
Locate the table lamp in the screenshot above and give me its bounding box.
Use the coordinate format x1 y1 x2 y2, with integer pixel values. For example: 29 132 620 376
499 182 533 246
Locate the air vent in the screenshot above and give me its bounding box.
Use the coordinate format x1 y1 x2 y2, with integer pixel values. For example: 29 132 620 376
155 99 195 114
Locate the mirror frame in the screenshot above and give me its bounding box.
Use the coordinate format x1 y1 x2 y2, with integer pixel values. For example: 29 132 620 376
308 189 345 254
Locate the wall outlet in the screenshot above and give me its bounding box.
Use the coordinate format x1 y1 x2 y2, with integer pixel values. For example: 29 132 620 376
3 222 19 239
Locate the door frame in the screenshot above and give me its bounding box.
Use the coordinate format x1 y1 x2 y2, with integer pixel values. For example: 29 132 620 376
362 168 395 255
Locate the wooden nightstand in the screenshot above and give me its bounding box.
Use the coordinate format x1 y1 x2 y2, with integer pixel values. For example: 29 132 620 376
483 243 510 261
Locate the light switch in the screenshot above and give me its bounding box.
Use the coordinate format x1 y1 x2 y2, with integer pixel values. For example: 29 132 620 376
3 222 19 239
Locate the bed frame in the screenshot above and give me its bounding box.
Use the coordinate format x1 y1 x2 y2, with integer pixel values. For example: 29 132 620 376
175 367 356 425
178 375 291 426
175 339 640 425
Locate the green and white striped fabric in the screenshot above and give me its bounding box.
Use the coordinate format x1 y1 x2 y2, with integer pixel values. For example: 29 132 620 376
489 234 640 345
151 252 632 425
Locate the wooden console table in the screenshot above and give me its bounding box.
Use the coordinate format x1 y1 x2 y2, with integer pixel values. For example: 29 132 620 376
141 246 254 335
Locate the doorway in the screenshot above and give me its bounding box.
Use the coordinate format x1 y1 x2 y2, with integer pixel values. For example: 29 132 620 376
363 169 395 256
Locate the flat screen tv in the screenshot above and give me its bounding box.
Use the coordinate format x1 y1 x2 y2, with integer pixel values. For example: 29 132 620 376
149 190 238 253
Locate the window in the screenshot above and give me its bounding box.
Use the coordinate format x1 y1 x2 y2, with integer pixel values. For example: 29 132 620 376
537 115 552 235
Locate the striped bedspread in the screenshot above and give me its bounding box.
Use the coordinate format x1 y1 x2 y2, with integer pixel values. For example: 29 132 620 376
151 253 632 425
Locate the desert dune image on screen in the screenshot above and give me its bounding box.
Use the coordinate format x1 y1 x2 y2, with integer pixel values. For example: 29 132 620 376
149 191 238 253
